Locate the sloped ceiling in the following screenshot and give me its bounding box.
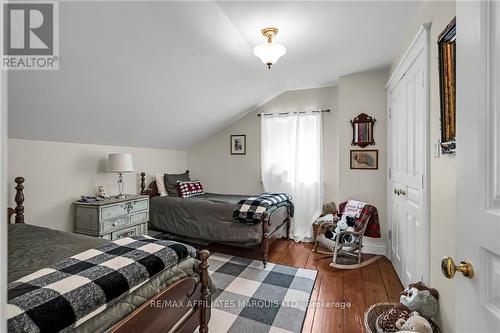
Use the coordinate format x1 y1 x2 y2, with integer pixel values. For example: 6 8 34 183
8 1 423 150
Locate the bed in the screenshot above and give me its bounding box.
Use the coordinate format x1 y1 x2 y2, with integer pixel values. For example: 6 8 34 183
7 177 212 333
140 171 291 267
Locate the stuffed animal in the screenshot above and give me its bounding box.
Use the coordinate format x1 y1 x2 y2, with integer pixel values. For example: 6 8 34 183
320 202 337 217
400 312 433 333
376 304 413 332
376 282 439 333
327 215 356 244
400 282 439 319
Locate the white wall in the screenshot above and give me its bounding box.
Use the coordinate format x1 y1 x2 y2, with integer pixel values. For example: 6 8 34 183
7 139 187 232
188 86 339 203
389 1 456 332
338 70 388 253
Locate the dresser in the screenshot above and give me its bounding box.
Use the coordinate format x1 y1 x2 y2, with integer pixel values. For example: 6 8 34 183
73 195 149 240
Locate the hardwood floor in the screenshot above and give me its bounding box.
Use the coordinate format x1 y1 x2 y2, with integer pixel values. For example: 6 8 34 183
205 239 404 333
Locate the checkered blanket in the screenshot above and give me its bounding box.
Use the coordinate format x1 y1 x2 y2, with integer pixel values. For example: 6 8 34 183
7 235 196 333
233 193 293 223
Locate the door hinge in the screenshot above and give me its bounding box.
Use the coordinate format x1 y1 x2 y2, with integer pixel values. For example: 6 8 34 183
422 175 424 188
389 169 392 179
388 108 392 118
389 229 392 239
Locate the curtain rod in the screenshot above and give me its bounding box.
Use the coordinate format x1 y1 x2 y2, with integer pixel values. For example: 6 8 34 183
257 109 331 117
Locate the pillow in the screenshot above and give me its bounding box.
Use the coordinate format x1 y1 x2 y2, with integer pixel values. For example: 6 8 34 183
176 180 205 198
164 172 191 197
155 173 168 197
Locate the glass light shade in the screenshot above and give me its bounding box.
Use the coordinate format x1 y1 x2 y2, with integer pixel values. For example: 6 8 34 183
253 42 286 68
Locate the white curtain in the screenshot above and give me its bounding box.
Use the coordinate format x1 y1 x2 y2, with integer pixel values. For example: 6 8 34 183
261 112 323 241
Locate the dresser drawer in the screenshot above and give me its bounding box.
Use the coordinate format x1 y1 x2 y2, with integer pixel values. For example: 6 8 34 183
102 216 128 233
111 224 145 240
130 199 148 213
101 204 126 220
100 199 149 220
129 211 148 225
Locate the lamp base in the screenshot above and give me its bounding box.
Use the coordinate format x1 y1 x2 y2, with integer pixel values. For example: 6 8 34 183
115 194 127 199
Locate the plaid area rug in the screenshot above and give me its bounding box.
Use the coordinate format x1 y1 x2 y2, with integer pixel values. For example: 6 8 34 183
207 253 317 333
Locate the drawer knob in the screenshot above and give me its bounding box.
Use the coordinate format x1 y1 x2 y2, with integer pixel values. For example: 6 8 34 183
112 222 117 227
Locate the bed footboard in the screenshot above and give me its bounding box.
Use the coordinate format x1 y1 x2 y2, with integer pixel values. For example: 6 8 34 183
110 250 211 333
261 208 291 267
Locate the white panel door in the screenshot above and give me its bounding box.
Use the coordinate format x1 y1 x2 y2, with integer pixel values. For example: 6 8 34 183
388 26 429 287
455 1 500 331
401 53 427 286
390 82 406 280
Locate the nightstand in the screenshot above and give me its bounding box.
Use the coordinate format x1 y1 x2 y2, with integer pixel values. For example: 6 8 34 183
73 195 149 240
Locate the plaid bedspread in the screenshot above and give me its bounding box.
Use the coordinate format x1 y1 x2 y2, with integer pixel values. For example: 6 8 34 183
233 192 293 223
7 235 196 333
339 201 381 238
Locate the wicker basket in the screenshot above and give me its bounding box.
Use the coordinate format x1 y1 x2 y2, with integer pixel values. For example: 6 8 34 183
364 302 441 333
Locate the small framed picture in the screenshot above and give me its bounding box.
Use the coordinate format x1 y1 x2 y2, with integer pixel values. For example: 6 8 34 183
230 135 246 155
350 150 378 170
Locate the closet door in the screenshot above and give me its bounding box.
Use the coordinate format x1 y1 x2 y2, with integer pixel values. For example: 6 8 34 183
389 83 406 280
388 26 429 287
400 53 427 286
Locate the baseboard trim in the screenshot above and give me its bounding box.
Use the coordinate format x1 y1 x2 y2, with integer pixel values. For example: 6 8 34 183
363 244 386 256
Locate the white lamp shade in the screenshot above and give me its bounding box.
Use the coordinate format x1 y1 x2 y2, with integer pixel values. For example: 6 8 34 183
108 153 134 173
253 42 286 66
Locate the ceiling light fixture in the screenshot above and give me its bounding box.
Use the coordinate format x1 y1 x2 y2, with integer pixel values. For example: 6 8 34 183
253 27 286 69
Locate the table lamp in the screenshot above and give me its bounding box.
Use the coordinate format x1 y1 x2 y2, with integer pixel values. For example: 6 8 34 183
108 153 134 198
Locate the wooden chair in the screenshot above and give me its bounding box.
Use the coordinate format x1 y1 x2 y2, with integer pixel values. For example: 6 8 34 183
313 201 381 269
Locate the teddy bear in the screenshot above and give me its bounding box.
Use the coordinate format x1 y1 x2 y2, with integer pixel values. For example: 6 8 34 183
400 282 439 319
399 312 433 333
320 202 337 217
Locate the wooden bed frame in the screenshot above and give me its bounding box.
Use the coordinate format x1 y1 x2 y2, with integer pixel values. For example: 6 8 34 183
7 176 211 333
140 171 291 267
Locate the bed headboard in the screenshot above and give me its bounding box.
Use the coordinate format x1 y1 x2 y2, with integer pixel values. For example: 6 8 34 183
8 177 25 224
140 170 190 197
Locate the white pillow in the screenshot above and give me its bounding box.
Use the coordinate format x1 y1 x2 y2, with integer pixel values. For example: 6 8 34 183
155 173 168 196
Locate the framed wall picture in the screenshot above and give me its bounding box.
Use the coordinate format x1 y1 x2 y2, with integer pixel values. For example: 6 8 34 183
438 17 456 154
230 135 246 155
350 150 378 170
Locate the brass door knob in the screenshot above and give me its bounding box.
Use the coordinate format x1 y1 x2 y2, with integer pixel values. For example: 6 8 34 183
441 257 474 279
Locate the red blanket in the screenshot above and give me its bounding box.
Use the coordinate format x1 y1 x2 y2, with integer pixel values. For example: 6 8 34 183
339 201 381 238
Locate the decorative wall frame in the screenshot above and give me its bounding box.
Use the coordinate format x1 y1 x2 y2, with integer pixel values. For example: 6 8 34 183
350 150 378 170
350 113 376 148
438 17 456 154
230 135 246 155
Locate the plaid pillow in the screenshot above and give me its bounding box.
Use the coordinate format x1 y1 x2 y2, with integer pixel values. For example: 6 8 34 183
176 180 205 198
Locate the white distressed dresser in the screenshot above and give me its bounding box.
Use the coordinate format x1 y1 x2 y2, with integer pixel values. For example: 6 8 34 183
73 195 149 240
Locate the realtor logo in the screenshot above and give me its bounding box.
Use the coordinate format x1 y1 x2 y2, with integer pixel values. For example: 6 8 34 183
1 1 59 70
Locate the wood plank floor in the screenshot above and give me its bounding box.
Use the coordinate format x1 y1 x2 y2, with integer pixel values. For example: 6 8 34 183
205 239 404 333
